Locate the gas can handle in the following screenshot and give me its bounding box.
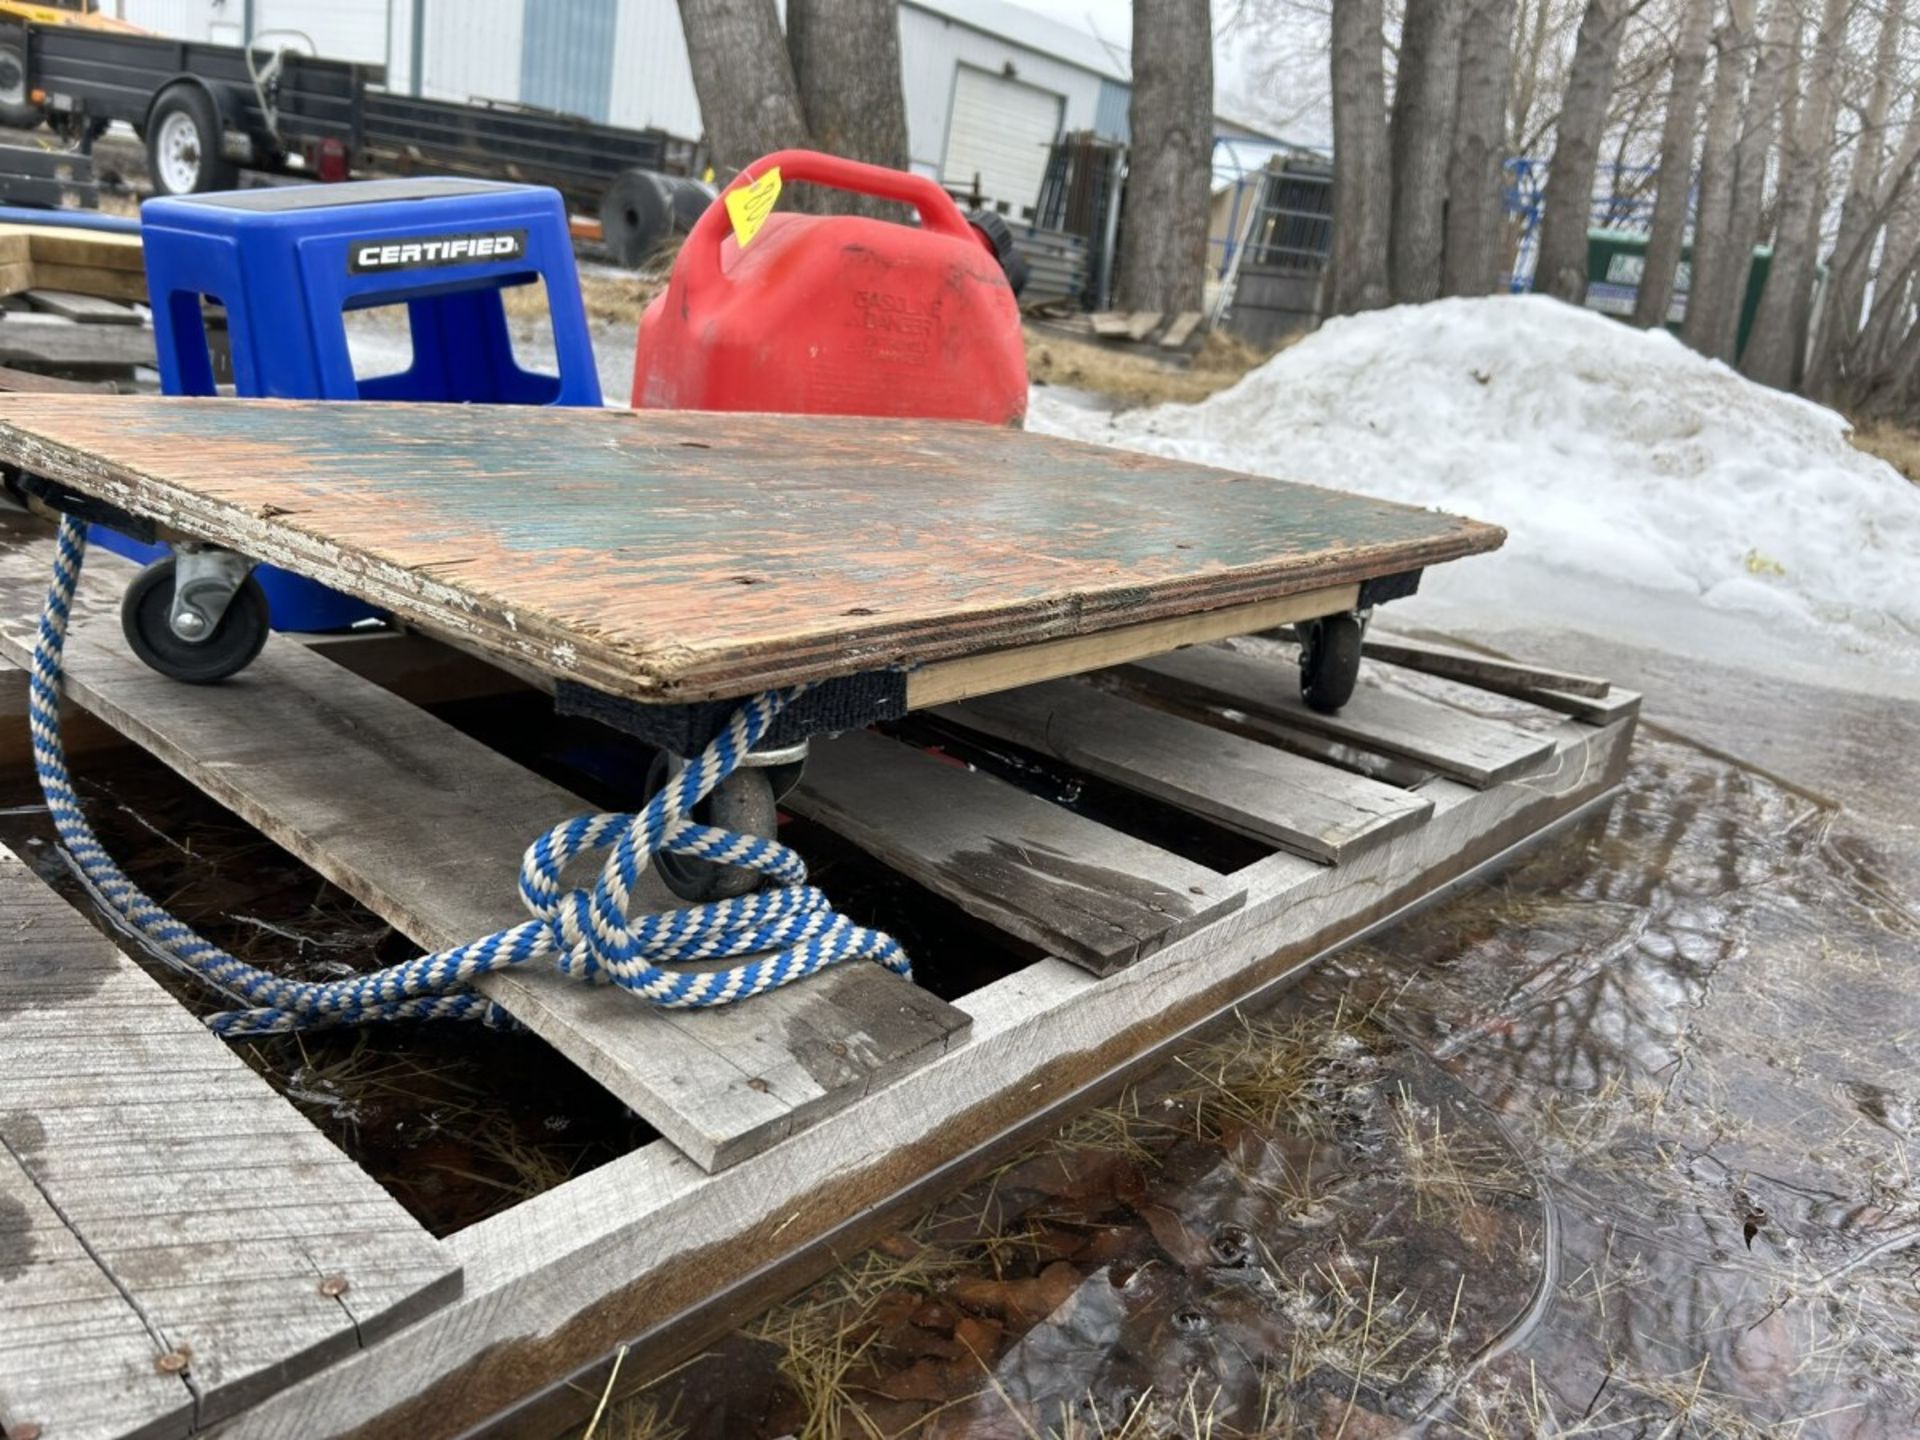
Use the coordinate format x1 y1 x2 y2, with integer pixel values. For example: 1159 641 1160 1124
680 149 980 290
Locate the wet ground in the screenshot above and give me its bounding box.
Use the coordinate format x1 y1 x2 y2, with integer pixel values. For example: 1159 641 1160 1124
592 709 1920 1436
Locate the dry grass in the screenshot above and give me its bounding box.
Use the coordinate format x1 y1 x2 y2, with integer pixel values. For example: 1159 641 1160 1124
1847 418 1920 484
1165 998 1378 1143
1023 325 1279 410
1387 1085 1531 1227
503 271 666 329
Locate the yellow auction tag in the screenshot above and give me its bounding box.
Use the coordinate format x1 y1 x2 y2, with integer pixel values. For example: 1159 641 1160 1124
725 167 782 248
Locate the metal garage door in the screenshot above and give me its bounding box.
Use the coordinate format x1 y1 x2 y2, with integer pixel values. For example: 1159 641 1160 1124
941 65 1064 221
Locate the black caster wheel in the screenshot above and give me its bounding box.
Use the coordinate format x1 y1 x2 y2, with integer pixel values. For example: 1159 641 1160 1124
646 752 779 903
121 556 270 684
1297 613 1363 714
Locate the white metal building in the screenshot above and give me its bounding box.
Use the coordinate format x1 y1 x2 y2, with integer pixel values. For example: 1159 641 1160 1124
108 0 1150 220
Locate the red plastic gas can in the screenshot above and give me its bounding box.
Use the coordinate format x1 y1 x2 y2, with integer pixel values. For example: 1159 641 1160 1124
631 150 1028 425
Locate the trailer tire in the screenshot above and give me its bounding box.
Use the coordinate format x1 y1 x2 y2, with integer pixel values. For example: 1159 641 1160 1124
0 39 39 130
147 85 236 195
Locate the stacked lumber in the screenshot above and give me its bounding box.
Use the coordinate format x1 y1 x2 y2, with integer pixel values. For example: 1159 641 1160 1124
0 225 154 378
0 223 146 303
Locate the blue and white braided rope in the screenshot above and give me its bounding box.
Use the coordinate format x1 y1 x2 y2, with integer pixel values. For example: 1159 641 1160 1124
28 516 908 1036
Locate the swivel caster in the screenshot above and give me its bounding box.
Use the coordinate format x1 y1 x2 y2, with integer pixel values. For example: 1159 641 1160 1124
121 547 270 684
1296 612 1363 714
646 742 802 903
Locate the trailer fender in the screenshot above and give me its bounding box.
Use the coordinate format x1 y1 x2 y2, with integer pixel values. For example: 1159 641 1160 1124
145 75 253 150
145 78 246 194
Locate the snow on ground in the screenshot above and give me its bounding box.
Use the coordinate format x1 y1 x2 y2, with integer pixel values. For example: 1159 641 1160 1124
1029 295 1920 693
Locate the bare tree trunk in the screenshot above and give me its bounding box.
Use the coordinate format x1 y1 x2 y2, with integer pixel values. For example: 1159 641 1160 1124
1679 0 1753 351
1388 0 1463 302
1853 182 1920 382
1633 0 1715 327
1741 0 1851 389
677 0 810 176
1695 0 1792 362
1329 0 1393 312
787 0 909 217
1444 0 1521 295
1803 0 1905 396
1533 0 1634 303
1116 0 1214 314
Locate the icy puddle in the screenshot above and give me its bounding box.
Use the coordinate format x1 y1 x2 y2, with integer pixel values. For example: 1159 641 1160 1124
618 732 1920 1438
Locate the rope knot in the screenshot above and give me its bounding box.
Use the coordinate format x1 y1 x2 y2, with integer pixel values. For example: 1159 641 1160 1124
31 517 908 1035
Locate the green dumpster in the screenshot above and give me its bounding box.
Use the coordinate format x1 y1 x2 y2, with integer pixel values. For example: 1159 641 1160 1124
1580 229 1773 358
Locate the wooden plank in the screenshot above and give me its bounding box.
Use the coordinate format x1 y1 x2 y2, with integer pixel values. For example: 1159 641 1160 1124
27 263 148 304
0 223 146 272
0 362 112 393
936 678 1433 863
904 583 1358 708
1362 632 1611 697
24 288 145 325
1514 683 1643 726
1157 310 1204 349
213 714 1636 1440
1123 310 1163 341
1125 644 1557 787
0 314 153 367
0 522 970 1174
0 394 1504 705
0 257 32 299
1089 310 1131 337
790 727 1243 975
1 1129 192 1440
0 845 462 1435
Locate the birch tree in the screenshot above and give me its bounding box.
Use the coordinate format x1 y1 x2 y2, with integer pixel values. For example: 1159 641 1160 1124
1446 0 1523 294
1742 0 1854 387
1533 0 1637 301
1633 0 1717 326
1329 0 1394 311
1116 0 1214 313
1389 0 1464 301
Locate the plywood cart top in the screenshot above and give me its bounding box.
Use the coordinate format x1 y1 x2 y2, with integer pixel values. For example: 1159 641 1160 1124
0 395 1503 706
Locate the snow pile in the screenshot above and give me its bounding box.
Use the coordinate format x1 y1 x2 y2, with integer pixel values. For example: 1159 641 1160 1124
1029 295 1920 661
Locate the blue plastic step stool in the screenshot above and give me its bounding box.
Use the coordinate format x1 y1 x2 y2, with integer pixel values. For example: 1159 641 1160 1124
100 177 603 631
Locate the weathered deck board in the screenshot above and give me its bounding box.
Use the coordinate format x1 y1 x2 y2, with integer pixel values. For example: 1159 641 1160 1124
936 679 1433 863
0 845 462 1437
0 394 1503 703
1361 632 1611 697
1125 644 1557 787
1 1127 192 1440
23 289 145 325
0 521 971 1173
790 728 1243 975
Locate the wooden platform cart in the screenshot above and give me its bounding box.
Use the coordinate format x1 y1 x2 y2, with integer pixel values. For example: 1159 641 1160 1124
0 397 1639 1439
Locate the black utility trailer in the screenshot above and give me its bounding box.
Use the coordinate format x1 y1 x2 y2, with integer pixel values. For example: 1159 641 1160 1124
0 19 709 263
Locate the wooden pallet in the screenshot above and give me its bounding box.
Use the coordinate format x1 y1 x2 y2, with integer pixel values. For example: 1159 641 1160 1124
0 506 1636 1437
